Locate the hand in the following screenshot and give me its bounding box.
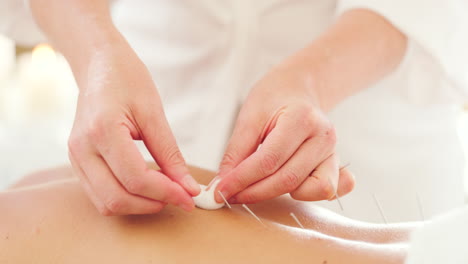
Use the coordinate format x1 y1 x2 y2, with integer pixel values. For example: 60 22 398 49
68 45 200 215
215 64 354 204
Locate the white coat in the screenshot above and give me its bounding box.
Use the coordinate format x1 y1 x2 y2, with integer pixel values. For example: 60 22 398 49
1 0 468 223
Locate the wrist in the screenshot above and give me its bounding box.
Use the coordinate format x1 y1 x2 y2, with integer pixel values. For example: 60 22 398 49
274 54 330 112
67 26 129 87
75 38 151 97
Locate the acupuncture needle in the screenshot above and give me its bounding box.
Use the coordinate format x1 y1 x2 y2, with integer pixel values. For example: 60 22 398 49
242 204 266 227
372 193 388 224
217 190 232 209
327 175 344 211
327 163 349 211
289 212 305 229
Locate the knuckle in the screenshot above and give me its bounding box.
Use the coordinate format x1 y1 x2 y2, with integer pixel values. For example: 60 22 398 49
162 145 185 167
296 105 316 130
322 124 337 145
296 103 314 115
259 151 281 175
302 115 316 131
281 169 302 192
220 150 237 170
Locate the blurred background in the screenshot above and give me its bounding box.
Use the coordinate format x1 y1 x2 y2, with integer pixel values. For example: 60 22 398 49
0 34 77 189
1 33 468 199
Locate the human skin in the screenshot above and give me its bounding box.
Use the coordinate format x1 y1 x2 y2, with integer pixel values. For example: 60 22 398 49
217 8 407 204
28 0 405 214
0 165 412 263
29 0 200 215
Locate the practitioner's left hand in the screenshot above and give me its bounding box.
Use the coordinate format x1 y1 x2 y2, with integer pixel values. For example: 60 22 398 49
215 63 355 204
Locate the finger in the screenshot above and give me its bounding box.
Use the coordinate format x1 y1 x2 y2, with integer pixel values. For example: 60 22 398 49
216 112 312 202
68 151 108 214
328 167 355 200
289 153 340 201
78 150 168 215
218 112 263 177
228 137 335 204
138 108 200 196
96 126 195 210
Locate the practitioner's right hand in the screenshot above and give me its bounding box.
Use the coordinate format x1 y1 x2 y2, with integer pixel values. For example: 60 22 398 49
67 44 200 215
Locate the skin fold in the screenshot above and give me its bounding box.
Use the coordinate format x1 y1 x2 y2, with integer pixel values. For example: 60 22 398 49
0 165 413 263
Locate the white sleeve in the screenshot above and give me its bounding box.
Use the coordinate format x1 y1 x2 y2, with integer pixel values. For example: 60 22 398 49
405 206 468 264
0 0 119 46
0 0 46 46
336 0 468 105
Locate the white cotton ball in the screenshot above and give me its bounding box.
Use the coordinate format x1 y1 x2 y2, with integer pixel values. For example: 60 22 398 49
193 178 225 210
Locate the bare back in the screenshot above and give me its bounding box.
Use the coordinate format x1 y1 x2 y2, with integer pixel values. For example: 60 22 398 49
0 166 408 263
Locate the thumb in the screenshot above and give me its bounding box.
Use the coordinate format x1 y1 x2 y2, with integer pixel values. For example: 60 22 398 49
140 110 200 196
218 115 262 177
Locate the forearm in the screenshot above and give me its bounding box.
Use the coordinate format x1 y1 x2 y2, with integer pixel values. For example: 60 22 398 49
29 0 127 88
281 8 407 111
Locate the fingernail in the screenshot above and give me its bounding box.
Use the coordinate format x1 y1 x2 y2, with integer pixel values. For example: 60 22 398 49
183 174 201 195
